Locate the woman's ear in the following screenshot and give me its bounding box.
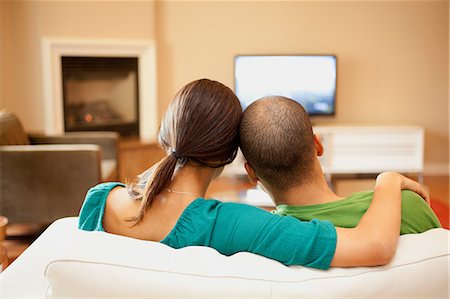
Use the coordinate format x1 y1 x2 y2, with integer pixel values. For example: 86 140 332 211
244 162 259 185
313 134 324 157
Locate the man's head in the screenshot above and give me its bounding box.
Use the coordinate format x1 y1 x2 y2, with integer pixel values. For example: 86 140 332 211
239 96 321 192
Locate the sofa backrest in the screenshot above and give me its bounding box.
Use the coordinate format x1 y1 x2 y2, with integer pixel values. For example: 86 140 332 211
44 225 449 298
0 110 30 145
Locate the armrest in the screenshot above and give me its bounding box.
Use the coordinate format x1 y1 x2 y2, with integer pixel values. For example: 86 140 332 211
0 145 102 224
28 132 119 160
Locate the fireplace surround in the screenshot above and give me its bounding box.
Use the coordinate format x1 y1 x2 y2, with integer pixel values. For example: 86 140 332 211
41 38 157 142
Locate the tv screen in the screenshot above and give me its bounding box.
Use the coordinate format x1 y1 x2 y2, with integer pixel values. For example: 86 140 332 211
234 55 336 115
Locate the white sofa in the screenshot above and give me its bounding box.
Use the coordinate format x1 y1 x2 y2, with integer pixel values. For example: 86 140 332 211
1 217 448 298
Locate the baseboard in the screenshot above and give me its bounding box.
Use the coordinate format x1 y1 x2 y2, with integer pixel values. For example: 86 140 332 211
424 163 450 176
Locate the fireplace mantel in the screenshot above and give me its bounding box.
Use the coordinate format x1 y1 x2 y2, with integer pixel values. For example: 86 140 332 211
41 38 157 143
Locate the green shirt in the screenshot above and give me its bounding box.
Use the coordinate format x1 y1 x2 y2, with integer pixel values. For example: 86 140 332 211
79 182 337 270
273 190 441 235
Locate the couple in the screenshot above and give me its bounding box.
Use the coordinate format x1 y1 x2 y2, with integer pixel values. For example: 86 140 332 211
78 79 439 270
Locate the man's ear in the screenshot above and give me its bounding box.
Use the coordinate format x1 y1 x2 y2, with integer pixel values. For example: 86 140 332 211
244 162 259 185
313 134 324 157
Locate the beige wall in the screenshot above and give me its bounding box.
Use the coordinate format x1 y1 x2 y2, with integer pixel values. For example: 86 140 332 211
1 0 449 169
156 0 449 168
1 0 155 132
1 1 12 110
2 1 42 130
0 1 3 109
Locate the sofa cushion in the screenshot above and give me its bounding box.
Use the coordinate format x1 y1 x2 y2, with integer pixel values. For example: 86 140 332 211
44 224 449 298
0 110 30 145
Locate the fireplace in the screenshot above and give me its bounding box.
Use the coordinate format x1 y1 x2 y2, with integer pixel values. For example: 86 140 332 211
61 57 139 136
42 38 157 143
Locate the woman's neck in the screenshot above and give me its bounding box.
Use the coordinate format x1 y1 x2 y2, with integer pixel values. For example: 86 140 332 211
166 163 216 199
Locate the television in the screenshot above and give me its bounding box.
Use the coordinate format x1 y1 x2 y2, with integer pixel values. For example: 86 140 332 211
234 55 336 115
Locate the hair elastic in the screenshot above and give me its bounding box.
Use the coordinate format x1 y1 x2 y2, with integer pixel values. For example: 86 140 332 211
171 151 182 160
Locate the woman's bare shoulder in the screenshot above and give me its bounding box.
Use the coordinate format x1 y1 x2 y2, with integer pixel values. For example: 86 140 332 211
107 186 135 209
103 186 138 232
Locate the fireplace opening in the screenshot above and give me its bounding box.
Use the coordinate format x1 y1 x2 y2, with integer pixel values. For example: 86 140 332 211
61 56 139 136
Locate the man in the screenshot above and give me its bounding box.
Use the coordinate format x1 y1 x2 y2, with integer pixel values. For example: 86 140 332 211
239 96 441 234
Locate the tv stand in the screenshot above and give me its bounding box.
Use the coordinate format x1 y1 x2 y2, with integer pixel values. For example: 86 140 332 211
314 125 424 183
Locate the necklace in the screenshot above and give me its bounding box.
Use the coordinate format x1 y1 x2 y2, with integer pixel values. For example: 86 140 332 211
165 188 202 198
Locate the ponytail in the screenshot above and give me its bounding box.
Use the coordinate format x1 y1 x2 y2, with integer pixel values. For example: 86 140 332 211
129 154 178 225
127 78 242 226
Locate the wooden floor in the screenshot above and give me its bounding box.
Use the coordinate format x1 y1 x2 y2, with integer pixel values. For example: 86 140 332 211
423 175 449 205
208 175 449 204
2 137 449 269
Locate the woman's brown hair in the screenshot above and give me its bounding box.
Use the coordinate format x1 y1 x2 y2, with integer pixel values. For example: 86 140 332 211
128 79 242 225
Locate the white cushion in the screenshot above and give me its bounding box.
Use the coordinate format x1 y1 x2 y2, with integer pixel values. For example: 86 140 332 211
42 220 449 298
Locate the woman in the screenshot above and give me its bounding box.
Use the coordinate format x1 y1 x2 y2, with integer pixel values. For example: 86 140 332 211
79 78 428 270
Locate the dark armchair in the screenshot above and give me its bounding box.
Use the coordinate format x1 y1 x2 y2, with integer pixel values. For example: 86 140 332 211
0 110 119 225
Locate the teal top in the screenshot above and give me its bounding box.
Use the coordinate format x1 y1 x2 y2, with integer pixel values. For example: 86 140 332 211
78 182 337 270
274 190 441 235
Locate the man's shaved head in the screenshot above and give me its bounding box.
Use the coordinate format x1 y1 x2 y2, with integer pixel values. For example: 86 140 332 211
239 96 316 191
